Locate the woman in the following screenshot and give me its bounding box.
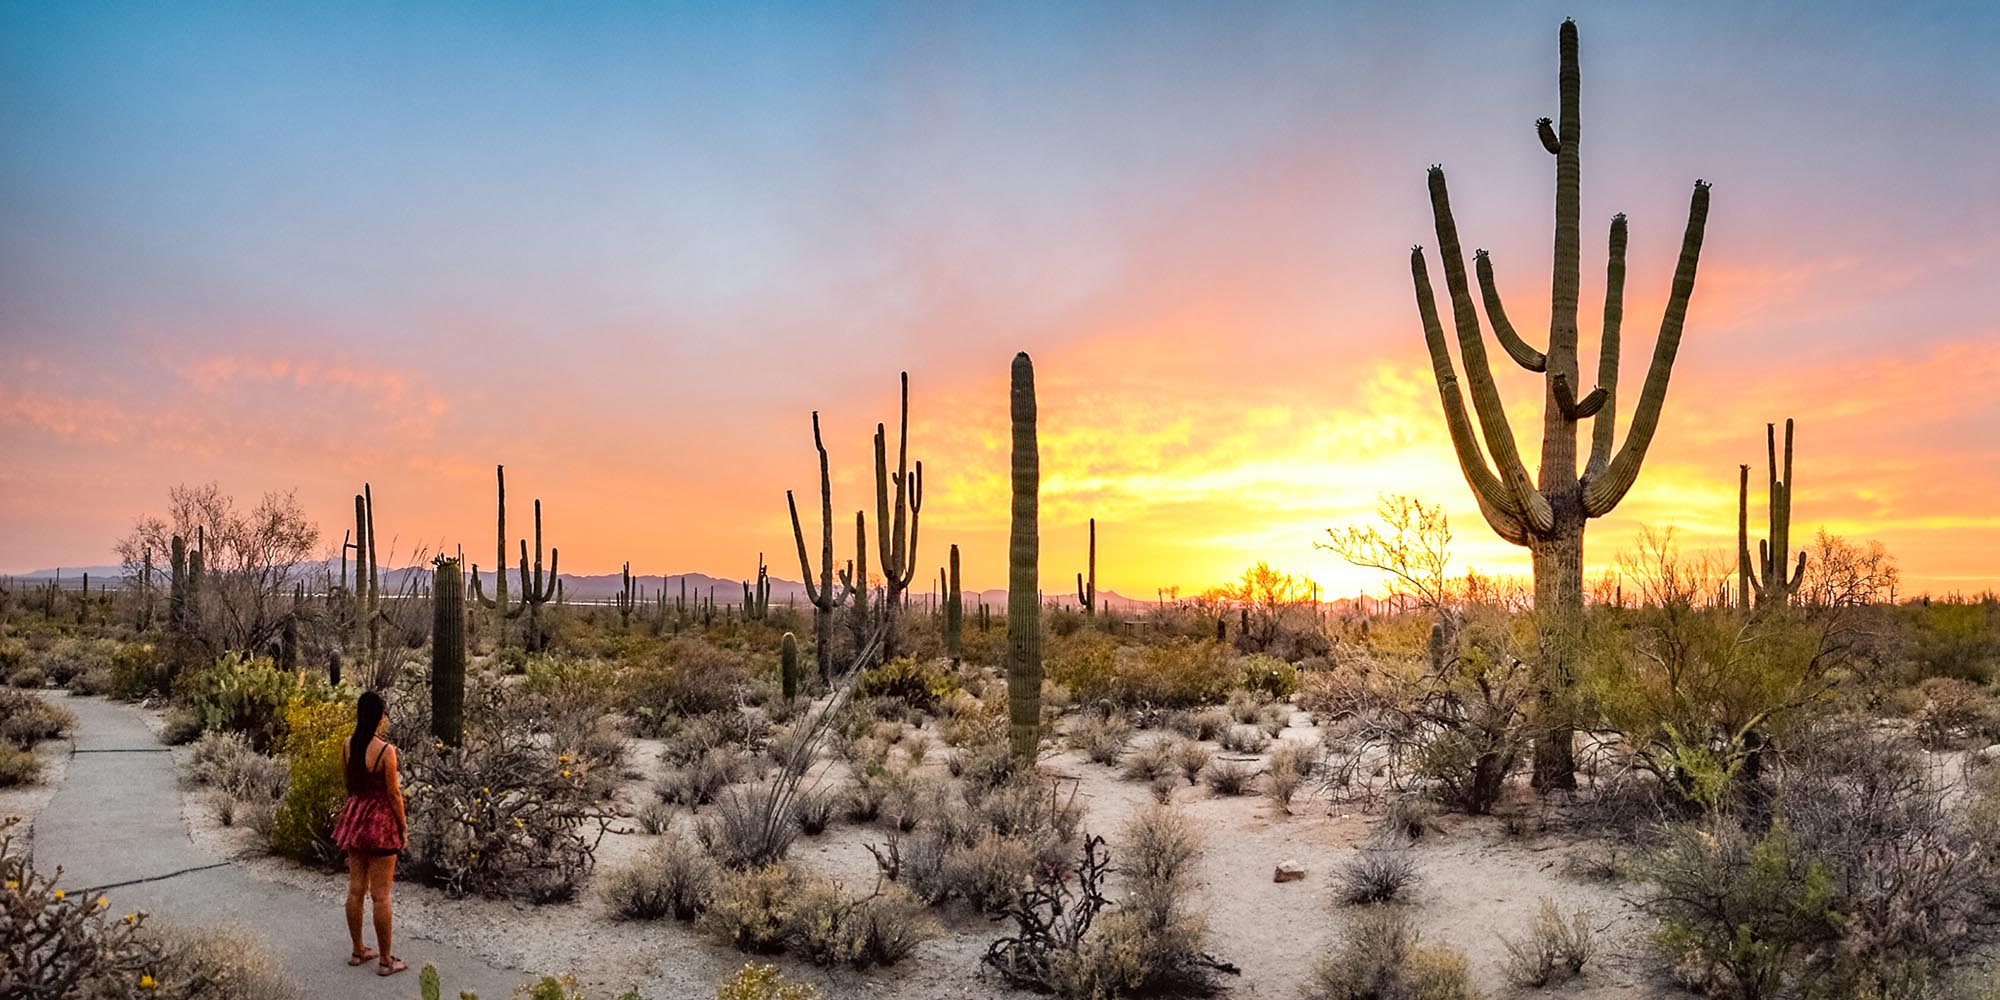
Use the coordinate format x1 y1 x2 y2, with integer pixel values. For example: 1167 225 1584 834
331 690 409 976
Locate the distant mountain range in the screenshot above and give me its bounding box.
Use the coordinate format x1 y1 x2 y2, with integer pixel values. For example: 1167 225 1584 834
5 561 1154 612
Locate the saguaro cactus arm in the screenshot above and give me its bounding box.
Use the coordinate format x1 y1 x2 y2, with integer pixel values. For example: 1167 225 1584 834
1412 249 1531 547
1582 179 1710 516
1425 167 1554 534
1585 214 1628 478
1472 250 1548 373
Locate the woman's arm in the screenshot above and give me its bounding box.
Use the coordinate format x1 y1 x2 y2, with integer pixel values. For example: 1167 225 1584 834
383 745 407 833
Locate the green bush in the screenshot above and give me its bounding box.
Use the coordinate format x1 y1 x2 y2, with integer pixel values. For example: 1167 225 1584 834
854 656 959 713
0 742 38 786
1239 653 1298 698
0 687 75 747
1117 639 1237 708
109 640 166 699
175 652 338 750
700 864 799 953
270 697 353 862
715 964 820 1000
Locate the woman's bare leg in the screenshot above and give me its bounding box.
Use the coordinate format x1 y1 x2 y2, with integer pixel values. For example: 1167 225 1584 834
345 854 375 960
367 853 400 971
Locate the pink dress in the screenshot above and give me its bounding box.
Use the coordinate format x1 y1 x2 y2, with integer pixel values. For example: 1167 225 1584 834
331 742 405 856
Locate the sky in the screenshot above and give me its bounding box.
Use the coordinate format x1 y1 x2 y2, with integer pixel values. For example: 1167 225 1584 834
3 1 1997 598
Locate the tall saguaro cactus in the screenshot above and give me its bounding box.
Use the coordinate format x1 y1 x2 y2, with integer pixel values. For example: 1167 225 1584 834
469 465 524 641
1409 19 1711 789
944 544 963 666
432 556 465 747
788 412 850 681
1007 352 1042 763
874 372 924 661
352 488 381 659
742 554 770 621
1739 419 1806 609
616 562 636 628
1075 518 1097 617
515 500 559 652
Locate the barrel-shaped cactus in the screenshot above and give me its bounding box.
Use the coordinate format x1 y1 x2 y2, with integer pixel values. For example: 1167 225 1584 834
432 557 465 747
1007 353 1042 762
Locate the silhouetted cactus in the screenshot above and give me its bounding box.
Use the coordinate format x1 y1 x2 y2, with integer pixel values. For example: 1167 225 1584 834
741 554 770 621
780 631 800 703
945 544 963 666
1075 518 1097 617
1409 19 1711 790
432 556 465 746
787 412 849 680
617 561 636 628
839 511 869 661
351 487 381 658
874 372 925 661
1008 352 1042 762
1739 419 1806 609
515 499 559 651
469 465 521 631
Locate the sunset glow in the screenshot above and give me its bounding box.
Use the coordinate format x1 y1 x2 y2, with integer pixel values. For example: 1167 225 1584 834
3 2 1996 596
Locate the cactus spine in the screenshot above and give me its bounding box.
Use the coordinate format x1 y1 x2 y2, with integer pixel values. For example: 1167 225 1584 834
432 556 465 746
945 544 963 666
1007 352 1042 763
1075 518 1096 616
787 412 849 681
1409 19 1710 790
779 631 800 703
1739 419 1805 609
873 372 924 662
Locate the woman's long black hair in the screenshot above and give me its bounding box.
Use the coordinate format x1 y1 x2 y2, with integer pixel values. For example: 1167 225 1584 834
346 690 386 791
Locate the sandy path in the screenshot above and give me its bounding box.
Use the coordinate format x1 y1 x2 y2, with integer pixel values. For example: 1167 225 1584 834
27 693 530 999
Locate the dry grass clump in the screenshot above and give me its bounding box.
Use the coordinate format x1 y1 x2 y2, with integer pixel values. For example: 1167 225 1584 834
602 831 717 920
1203 759 1255 797
0 687 74 747
1499 898 1595 987
1305 905 1481 1000
148 922 302 1000
1267 755 1306 813
699 863 935 968
1068 712 1133 765
1219 723 1270 754
1173 740 1211 785
1336 837 1420 905
700 786 802 869
1120 738 1178 784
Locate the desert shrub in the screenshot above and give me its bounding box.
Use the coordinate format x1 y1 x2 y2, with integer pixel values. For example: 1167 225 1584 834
1337 838 1419 905
1499 898 1595 988
627 638 751 734
785 878 935 968
396 680 613 901
1271 738 1321 777
159 707 203 745
1305 905 1482 1000
663 747 750 808
188 730 288 835
947 736 1016 791
855 656 959 713
1381 795 1441 842
701 786 802 869
792 789 836 835
32 637 122 690
1911 600 2000 683
1910 676 1999 748
1641 820 1836 999
946 831 1039 914
1239 653 1299 698
108 641 166 699
700 864 799 953
1218 723 1269 753
0 742 38 786
8 666 46 688
1116 638 1237 708
146 921 300 1000
269 697 351 862
635 795 674 835
174 652 339 751
0 687 75 747
603 831 717 920
715 963 820 1000
1203 759 1254 796
1120 738 1177 784
1173 740 1211 784
0 815 166 996
845 883 935 967
1045 631 1121 702
1268 756 1305 813
1068 712 1132 765
65 667 113 696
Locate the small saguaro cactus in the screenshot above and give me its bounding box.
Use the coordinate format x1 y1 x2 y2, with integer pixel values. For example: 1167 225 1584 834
1739 418 1806 610
944 544 963 666
1007 352 1042 763
349 487 382 659
780 631 801 703
432 556 466 747
469 465 523 641
874 372 925 661
616 562 636 628
741 553 770 621
787 412 851 681
505 498 560 652
838 511 869 662
1075 518 1097 617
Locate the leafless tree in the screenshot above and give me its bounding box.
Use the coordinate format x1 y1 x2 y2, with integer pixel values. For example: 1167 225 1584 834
116 482 319 655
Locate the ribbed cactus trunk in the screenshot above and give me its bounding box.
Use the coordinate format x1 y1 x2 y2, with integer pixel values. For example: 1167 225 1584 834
1075 518 1096 616
169 535 187 635
780 631 800 703
1409 19 1710 791
432 557 465 747
1006 353 1042 763
945 544 963 666
844 511 869 661
617 562 635 628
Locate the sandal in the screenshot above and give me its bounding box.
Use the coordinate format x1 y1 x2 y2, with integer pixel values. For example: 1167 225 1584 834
347 948 378 967
377 957 408 977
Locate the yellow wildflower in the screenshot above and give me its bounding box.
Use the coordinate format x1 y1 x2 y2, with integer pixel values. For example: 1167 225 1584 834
52 889 63 900
561 770 571 779
139 974 157 990
96 896 108 909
